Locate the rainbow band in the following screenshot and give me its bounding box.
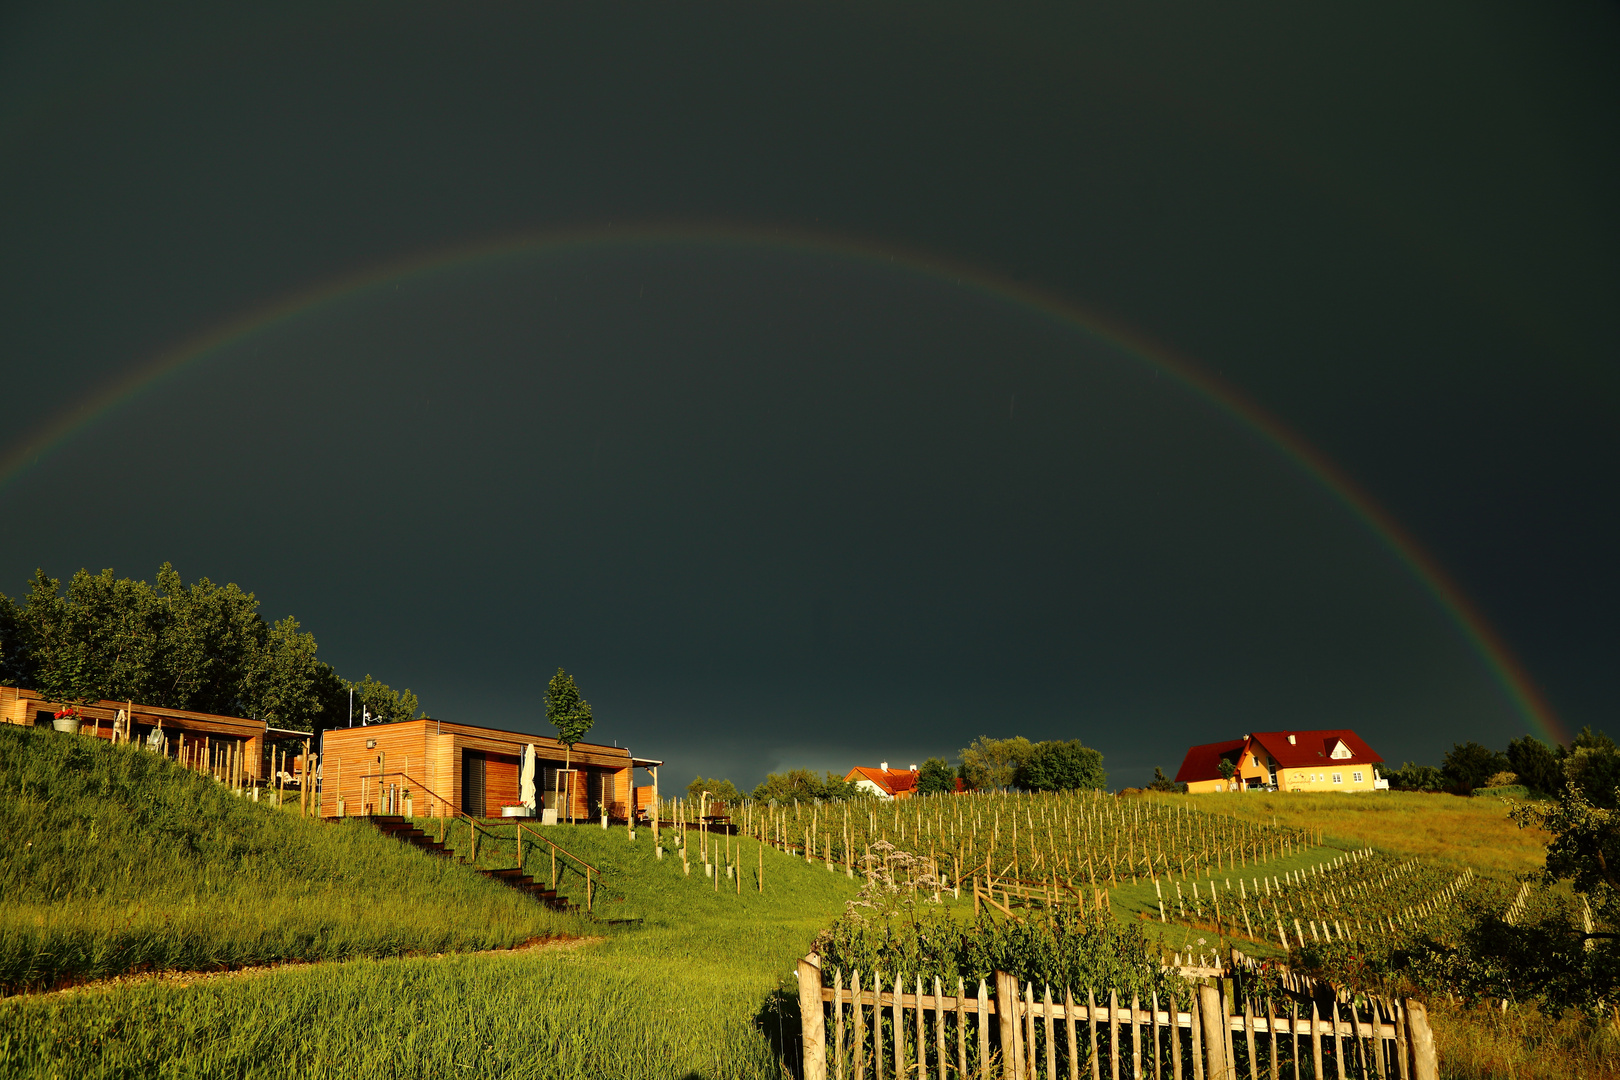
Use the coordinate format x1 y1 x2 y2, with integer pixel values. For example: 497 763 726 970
0 222 1564 746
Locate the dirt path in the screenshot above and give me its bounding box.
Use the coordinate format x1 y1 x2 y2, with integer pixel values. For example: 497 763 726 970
5 934 606 1000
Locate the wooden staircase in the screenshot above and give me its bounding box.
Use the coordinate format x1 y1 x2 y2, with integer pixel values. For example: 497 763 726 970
366 815 573 911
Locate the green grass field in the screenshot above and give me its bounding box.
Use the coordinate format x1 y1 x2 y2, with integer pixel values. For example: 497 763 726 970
1140 788 1550 875
0 726 582 993
0 823 857 1078
0 733 1600 1079
0 729 859 1077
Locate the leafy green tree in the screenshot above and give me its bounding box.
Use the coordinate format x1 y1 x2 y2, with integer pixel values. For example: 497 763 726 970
1507 735 1564 796
544 668 593 824
1563 727 1620 810
958 736 1033 791
687 776 741 809
1217 757 1237 784
1443 741 1511 793
240 616 324 730
1147 767 1183 793
544 668 593 772
0 591 28 688
1016 739 1107 792
152 564 269 716
306 661 352 732
915 757 956 795
353 674 421 726
752 768 861 803
1511 782 1620 941
0 564 415 734
13 569 162 707
1387 761 1445 791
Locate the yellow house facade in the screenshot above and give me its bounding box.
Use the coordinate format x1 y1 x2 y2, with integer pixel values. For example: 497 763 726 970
1175 730 1386 794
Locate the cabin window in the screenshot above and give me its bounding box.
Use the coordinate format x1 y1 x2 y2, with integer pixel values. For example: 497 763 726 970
1353 771 1364 783
1332 772 1343 784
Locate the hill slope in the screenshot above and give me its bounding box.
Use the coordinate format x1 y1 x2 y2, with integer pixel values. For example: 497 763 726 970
0 726 578 991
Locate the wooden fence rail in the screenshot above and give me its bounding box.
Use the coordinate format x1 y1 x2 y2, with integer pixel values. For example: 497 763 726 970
796 954 1437 1080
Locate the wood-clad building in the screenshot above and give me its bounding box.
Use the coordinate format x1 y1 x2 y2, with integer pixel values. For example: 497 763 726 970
319 717 660 821
0 685 303 781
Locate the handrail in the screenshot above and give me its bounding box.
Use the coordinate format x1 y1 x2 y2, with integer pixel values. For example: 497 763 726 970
514 822 599 875
353 770 599 908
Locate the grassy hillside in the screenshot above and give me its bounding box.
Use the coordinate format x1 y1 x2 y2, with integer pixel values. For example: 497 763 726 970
0 812 860 1078
1142 789 1549 875
0 726 579 992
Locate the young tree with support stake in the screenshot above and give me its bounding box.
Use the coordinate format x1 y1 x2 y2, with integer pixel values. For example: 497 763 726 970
545 668 593 823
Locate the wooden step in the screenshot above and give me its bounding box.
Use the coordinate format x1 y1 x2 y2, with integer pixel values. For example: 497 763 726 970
364 817 568 908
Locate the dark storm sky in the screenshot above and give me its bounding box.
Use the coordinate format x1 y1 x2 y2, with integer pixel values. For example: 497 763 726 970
1 1 1615 789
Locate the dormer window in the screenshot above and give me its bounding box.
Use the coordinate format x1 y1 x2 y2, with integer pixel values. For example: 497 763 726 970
1329 739 1353 760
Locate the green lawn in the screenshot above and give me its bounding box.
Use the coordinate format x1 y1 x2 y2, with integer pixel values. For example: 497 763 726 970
0 758 859 1079
0 743 1570 1078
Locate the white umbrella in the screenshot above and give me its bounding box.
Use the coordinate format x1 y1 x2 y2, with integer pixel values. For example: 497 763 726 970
520 743 537 810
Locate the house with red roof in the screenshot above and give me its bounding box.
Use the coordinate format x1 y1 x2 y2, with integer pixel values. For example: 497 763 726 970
1174 730 1387 794
844 762 919 800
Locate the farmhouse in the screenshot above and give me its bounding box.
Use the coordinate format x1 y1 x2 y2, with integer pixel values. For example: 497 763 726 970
319 717 661 822
844 762 918 800
1174 729 1387 794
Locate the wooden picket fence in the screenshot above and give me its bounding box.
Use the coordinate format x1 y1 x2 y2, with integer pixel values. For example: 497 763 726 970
794 955 1438 1080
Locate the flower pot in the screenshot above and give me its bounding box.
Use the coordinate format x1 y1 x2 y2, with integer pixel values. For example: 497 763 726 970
500 806 533 818
51 715 81 735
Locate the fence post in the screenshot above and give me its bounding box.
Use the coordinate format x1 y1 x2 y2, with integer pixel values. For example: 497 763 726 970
1405 999 1438 1080
996 971 1022 1080
1197 985 1229 1080
800 954 826 1080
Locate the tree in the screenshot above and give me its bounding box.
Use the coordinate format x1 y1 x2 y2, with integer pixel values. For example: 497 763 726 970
1016 740 1107 792
915 757 956 796
1217 757 1237 784
958 736 1033 791
545 668 593 821
1443 741 1511 793
687 776 742 809
1564 727 1620 810
1507 735 1563 796
241 615 324 731
752 769 861 803
0 564 420 734
1387 761 1445 791
1511 782 1620 941
353 674 421 726
1147 767 1184 793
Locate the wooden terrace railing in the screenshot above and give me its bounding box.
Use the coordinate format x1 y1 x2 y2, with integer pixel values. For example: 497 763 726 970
353 770 601 912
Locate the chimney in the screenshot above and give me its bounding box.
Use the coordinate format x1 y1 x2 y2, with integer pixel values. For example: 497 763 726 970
910 763 917 772
880 761 888 772
1287 734 1296 745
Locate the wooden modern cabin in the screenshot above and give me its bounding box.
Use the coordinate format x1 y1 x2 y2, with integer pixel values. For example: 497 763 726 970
318 717 661 822
0 685 307 781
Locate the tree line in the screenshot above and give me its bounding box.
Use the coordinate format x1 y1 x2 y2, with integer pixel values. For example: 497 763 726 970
688 734 1107 808
0 564 419 733
1388 726 1620 807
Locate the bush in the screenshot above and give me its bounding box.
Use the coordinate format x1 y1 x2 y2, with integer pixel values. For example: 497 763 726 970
1389 762 1446 791
816 887 1186 1007
1444 742 1512 795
